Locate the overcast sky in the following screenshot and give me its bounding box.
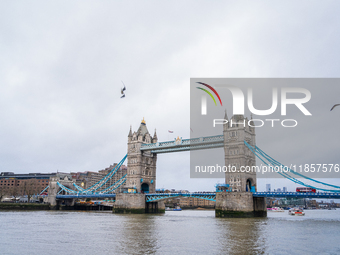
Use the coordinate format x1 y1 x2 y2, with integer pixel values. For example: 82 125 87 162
1 1 340 192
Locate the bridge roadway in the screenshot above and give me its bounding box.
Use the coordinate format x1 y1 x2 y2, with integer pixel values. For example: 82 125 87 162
56 192 340 201
140 135 224 153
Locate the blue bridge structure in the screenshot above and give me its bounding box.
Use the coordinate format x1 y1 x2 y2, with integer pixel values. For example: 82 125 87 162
51 138 340 198
45 117 340 216
52 137 340 199
55 192 340 201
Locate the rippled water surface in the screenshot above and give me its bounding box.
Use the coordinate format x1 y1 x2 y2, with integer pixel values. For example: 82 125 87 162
0 209 340 254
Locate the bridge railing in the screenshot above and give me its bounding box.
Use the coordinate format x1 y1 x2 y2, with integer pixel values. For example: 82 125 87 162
145 192 217 202
140 135 224 151
253 192 340 198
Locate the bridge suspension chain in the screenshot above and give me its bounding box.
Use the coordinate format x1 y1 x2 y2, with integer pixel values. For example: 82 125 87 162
244 141 340 192
96 174 127 193
72 154 127 194
56 154 127 195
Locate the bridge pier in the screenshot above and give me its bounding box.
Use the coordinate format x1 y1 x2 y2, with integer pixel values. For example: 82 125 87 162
47 173 76 210
215 192 266 218
145 201 165 213
113 193 165 214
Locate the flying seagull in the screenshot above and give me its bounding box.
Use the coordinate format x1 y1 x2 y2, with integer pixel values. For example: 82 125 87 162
330 104 340 111
121 81 126 98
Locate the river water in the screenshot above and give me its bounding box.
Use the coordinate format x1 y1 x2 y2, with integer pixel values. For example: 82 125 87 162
0 209 339 255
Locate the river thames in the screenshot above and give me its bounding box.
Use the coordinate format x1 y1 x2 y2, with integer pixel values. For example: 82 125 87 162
0 209 339 255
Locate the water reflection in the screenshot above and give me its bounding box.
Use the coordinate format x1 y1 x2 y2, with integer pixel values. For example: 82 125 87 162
1 210 340 254
116 214 160 254
216 218 267 254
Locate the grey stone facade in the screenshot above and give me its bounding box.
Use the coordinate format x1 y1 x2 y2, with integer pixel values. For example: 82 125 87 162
113 193 146 213
47 173 74 209
126 119 157 193
216 112 267 217
223 113 257 192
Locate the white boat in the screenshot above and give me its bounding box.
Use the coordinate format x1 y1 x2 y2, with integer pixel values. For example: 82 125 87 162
173 206 182 211
165 206 182 211
267 207 284 212
288 208 305 216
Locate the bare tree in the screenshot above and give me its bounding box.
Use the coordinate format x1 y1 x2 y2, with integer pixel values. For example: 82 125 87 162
0 186 6 202
23 179 40 202
8 185 20 202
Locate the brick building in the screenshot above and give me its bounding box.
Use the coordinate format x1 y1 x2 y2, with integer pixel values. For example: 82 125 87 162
0 172 55 198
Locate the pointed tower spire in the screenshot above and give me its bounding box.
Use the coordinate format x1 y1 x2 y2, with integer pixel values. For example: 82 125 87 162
128 125 133 137
224 109 229 131
249 113 254 129
224 109 228 120
152 128 158 143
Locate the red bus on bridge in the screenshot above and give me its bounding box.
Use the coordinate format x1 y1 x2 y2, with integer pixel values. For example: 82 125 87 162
296 187 316 193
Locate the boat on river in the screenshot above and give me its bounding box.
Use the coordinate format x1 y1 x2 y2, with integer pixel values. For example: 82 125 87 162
288 208 305 216
165 206 182 211
267 207 284 212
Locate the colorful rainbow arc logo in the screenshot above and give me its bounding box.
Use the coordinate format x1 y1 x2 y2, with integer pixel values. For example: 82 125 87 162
196 82 223 106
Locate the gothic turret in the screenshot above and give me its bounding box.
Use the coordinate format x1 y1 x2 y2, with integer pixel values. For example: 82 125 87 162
128 125 133 142
223 109 229 131
152 129 158 143
136 117 150 142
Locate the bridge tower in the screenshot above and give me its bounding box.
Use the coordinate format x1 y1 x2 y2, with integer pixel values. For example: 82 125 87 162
113 118 164 214
126 118 157 193
215 112 266 217
47 173 75 210
223 113 257 192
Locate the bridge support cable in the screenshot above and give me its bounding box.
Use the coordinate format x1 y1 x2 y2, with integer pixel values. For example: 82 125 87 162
248 144 312 186
245 141 340 192
105 178 126 193
55 154 127 195
73 183 86 192
39 185 49 195
244 141 340 192
254 145 340 191
57 182 79 194
255 145 340 190
72 154 127 194
96 174 127 194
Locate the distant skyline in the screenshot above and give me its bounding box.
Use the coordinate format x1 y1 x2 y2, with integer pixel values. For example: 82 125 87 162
1 1 340 192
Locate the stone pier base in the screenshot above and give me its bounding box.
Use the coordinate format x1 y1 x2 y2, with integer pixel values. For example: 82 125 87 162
113 193 146 214
47 195 58 210
146 201 165 213
253 196 267 217
113 193 165 214
215 192 267 218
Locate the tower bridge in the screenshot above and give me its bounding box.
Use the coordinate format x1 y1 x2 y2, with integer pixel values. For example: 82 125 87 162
49 115 340 217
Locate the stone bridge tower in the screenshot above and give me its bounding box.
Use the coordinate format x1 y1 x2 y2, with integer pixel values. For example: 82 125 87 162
47 173 74 209
216 112 266 217
223 113 257 192
126 118 157 193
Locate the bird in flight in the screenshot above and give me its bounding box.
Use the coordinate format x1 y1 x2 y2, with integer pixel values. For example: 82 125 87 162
121 81 126 98
330 104 340 111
